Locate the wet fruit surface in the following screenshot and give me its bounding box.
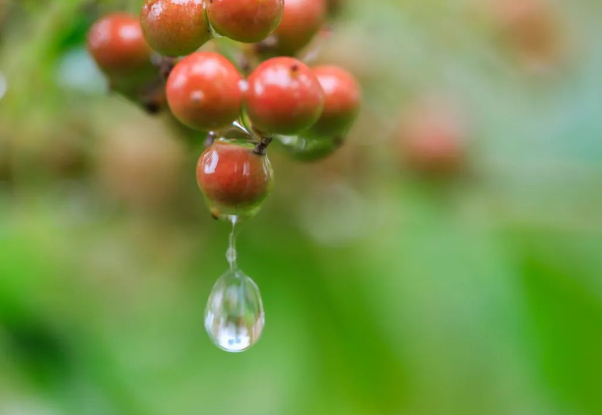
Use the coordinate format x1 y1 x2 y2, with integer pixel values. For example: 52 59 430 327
141 0 211 56
245 57 325 135
166 52 243 131
197 141 274 219
206 0 284 43
308 65 361 139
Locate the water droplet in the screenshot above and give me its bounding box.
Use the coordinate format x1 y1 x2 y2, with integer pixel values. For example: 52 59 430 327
205 269 265 352
226 215 238 270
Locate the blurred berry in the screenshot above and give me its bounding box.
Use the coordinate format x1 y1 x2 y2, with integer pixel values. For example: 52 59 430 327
271 0 327 56
87 13 154 78
395 99 468 177
206 0 284 43
307 65 361 139
493 0 564 71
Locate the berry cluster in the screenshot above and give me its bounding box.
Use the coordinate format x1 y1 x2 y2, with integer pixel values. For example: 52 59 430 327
87 0 360 221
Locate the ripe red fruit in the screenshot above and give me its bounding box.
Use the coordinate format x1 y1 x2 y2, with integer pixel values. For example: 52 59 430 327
166 52 243 131
87 13 153 77
197 141 274 219
308 65 360 139
140 0 211 57
206 0 284 43
396 100 467 176
272 0 326 56
245 57 324 135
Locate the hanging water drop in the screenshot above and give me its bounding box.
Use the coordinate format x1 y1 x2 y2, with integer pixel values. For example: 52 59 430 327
204 268 265 352
205 216 264 352
226 216 238 271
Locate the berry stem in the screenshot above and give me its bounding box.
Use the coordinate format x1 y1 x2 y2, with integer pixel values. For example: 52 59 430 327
158 57 177 80
205 131 217 148
253 133 273 156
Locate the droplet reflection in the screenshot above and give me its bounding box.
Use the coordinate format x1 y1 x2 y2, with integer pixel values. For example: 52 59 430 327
205 269 265 352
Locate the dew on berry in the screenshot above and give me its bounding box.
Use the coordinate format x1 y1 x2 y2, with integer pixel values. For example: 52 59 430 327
205 267 265 353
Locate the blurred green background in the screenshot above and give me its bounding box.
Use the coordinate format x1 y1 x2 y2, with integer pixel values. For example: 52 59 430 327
1 0 602 414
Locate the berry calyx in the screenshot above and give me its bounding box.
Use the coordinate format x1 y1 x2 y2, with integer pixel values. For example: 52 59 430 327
87 13 153 78
140 0 211 57
307 65 361 139
206 0 284 43
271 0 326 56
166 52 243 131
245 57 325 135
197 141 274 220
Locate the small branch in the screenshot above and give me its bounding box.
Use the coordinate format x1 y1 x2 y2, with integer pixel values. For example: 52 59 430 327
158 57 177 81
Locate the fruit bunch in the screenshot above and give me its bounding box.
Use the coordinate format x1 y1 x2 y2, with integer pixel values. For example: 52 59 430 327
87 0 360 221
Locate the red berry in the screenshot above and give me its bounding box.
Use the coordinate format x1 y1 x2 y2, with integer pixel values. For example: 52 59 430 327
87 13 153 77
166 52 243 131
272 0 326 56
245 57 324 135
197 141 274 219
308 65 360 139
206 0 284 43
396 100 467 176
140 0 211 57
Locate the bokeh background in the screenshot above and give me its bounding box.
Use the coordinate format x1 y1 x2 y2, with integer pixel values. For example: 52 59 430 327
1 0 602 414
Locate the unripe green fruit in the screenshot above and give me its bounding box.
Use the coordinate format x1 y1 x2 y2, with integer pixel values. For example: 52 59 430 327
166 52 243 131
245 57 324 135
197 141 274 220
141 0 211 57
307 65 360 139
206 0 284 43
272 0 326 56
